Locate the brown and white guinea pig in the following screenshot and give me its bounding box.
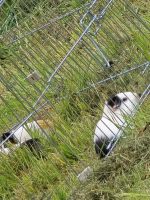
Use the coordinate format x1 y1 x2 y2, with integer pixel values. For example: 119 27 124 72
1 120 53 156
94 92 141 158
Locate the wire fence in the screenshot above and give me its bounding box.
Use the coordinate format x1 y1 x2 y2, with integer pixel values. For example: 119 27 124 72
0 0 150 199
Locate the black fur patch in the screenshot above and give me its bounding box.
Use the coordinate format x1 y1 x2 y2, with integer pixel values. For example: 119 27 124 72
104 60 114 68
21 138 45 159
108 60 114 66
2 132 17 144
95 139 111 158
107 95 121 108
0 136 7 148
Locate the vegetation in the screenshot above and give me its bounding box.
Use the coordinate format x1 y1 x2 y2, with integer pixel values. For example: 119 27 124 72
0 0 150 199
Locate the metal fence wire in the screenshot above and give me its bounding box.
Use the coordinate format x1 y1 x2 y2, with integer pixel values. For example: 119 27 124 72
0 0 150 199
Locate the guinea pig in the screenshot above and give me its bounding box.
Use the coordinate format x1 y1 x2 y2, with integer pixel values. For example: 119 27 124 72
94 92 141 158
0 119 53 156
2 123 34 145
2 119 53 145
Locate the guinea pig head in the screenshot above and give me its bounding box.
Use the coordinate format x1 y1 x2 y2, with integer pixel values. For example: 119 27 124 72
107 92 140 115
107 95 122 110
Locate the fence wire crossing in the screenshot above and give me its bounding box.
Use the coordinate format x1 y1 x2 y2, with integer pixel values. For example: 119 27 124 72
0 0 150 199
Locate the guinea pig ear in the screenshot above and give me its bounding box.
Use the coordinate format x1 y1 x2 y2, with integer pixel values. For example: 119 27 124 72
107 95 121 109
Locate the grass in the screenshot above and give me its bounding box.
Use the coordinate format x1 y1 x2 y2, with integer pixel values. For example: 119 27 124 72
0 0 150 199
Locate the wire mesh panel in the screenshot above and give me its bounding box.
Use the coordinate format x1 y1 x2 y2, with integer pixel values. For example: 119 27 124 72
0 0 150 199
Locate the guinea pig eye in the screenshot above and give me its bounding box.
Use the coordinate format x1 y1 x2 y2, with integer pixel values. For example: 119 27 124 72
123 97 127 102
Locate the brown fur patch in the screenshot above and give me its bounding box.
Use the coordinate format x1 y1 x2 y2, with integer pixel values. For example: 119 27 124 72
36 120 54 129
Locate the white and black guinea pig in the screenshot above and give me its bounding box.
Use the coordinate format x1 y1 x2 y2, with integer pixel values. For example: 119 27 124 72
2 119 53 145
1 121 44 157
94 92 141 158
2 121 42 144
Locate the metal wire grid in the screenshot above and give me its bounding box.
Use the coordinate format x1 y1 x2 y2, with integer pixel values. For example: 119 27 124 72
0 0 150 198
1 0 149 129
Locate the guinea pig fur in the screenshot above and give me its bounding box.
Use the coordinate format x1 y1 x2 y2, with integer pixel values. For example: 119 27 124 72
0 120 50 156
